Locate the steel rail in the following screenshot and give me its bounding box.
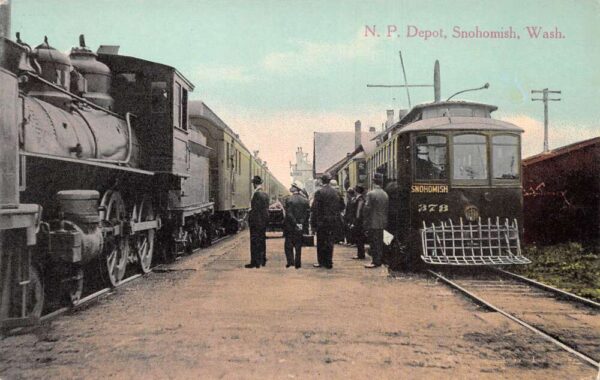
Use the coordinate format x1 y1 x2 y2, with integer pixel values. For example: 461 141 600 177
493 268 600 309
38 274 144 325
5 233 240 335
428 270 600 369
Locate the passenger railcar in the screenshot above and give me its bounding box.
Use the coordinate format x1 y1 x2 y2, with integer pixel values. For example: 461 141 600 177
188 101 289 232
365 101 530 268
189 101 254 234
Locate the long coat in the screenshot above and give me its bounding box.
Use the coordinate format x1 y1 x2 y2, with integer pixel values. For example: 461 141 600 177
310 185 344 230
248 189 270 229
363 185 389 230
283 193 310 235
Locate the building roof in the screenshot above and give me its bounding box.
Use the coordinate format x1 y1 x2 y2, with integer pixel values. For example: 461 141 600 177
523 136 600 166
313 131 377 176
324 154 353 177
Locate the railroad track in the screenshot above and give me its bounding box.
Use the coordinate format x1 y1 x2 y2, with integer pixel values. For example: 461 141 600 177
429 268 600 369
4 233 239 336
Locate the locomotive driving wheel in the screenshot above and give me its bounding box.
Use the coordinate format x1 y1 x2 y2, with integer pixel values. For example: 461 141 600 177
100 190 129 287
134 197 155 274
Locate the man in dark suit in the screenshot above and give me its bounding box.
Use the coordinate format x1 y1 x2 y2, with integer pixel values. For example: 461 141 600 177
363 173 389 268
352 185 367 260
283 183 310 269
343 187 357 245
310 173 343 269
246 175 270 268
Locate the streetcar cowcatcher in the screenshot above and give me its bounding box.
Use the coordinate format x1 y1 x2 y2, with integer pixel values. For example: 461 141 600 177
420 217 530 265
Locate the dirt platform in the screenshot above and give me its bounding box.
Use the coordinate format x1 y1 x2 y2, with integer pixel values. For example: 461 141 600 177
0 232 596 379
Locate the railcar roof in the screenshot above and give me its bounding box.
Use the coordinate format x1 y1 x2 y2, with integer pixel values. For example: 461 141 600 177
398 100 498 124
188 100 252 153
188 101 277 179
97 53 195 90
397 116 523 134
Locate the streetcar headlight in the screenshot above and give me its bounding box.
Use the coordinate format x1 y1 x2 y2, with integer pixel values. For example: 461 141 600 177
464 205 479 222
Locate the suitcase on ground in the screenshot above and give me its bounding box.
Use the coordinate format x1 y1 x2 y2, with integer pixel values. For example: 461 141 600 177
302 234 315 246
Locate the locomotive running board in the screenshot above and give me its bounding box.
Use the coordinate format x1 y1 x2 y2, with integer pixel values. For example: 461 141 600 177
420 217 531 265
20 151 155 176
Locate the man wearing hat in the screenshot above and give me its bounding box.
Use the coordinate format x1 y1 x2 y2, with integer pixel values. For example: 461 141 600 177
343 187 357 245
246 175 270 268
362 173 389 268
283 183 310 269
310 173 344 269
352 185 367 259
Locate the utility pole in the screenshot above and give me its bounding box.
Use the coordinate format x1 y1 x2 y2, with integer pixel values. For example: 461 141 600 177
531 88 561 153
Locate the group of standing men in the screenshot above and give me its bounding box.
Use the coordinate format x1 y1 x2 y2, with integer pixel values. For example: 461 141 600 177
342 173 389 267
245 172 389 270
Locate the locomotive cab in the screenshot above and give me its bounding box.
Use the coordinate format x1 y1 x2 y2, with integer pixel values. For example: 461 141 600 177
385 101 530 266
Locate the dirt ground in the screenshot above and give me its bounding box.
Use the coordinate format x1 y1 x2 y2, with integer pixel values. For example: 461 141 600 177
0 232 597 379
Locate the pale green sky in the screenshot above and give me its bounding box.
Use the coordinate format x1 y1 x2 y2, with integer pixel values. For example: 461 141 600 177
11 0 600 184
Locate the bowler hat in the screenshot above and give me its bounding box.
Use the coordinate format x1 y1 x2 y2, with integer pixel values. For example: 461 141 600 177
252 175 263 185
321 173 332 184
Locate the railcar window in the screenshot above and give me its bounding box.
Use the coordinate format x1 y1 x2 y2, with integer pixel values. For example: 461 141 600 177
151 81 167 113
415 135 447 180
226 143 230 169
173 82 182 128
492 135 519 179
120 73 137 83
181 88 188 130
453 134 488 180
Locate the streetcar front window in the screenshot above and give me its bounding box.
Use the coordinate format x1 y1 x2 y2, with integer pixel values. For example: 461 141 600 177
415 135 447 180
453 134 488 180
492 135 519 180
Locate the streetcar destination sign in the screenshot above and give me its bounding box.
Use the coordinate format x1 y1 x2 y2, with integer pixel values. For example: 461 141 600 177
411 184 449 193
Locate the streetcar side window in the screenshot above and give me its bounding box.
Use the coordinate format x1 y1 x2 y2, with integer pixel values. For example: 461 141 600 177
492 135 519 180
415 135 447 180
452 134 488 180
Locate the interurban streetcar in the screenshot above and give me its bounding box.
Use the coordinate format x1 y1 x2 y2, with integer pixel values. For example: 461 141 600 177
364 99 530 268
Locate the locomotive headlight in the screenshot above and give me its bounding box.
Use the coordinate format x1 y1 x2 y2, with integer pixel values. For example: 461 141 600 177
464 205 479 222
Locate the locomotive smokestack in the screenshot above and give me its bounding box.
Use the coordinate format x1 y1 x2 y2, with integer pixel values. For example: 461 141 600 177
354 120 361 150
0 0 10 39
398 109 408 120
386 110 394 128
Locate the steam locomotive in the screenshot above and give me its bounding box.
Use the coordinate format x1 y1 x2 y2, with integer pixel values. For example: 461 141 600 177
0 34 288 326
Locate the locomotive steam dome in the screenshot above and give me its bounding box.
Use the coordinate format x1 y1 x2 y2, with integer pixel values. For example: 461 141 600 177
29 37 73 108
69 35 114 109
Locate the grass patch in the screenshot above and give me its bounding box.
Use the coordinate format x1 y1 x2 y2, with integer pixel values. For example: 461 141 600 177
513 242 600 302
